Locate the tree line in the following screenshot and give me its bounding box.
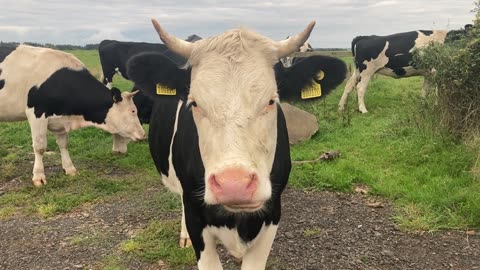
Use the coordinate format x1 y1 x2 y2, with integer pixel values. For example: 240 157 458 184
0 41 99 50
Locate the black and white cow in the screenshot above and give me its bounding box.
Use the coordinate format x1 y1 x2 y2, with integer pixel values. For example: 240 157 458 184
0 45 145 186
338 26 472 113
126 19 346 269
99 36 201 154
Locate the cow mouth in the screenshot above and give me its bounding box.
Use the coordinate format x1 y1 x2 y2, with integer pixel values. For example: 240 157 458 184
223 202 264 212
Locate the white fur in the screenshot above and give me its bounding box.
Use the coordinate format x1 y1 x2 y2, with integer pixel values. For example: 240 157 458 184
198 224 278 270
180 30 281 206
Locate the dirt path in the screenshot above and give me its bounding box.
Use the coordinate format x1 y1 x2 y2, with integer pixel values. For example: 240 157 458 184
0 187 478 270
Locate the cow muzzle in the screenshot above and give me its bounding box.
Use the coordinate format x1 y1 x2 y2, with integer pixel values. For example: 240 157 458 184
208 167 263 212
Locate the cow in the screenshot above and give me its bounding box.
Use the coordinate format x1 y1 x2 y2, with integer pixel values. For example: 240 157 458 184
98 35 202 88
126 19 347 269
280 38 313 67
0 45 145 186
99 36 202 154
338 25 473 113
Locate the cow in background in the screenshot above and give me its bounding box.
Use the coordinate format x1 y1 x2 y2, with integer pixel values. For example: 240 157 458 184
280 37 313 67
98 36 202 154
127 19 346 269
338 24 473 113
0 45 145 186
98 35 201 88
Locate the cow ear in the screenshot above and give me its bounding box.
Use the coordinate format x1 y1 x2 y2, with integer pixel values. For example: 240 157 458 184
276 55 347 101
111 87 123 103
126 52 190 100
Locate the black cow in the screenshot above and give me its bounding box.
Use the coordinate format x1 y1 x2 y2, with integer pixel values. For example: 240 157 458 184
126 19 346 269
98 35 201 88
0 45 145 186
338 25 473 113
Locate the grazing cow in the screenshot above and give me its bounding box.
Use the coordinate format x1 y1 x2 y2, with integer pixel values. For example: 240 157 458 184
99 36 201 154
338 25 472 113
0 45 145 186
127 19 346 269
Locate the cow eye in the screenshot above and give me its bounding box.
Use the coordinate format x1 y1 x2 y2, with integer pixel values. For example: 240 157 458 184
191 101 198 108
268 99 275 105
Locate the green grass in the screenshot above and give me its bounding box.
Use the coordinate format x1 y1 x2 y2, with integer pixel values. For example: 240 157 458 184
97 220 196 270
290 73 480 230
1 49 480 268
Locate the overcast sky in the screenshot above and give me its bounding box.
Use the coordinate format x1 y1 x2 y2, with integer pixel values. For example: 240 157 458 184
0 0 476 48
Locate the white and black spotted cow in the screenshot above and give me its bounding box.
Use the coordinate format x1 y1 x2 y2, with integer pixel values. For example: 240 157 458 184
126 19 346 269
338 26 471 113
0 45 145 186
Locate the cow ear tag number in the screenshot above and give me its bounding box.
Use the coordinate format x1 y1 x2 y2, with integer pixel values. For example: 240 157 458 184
156 83 176 95
301 70 324 99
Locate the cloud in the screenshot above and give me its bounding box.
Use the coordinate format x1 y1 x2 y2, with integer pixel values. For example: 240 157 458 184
0 0 476 48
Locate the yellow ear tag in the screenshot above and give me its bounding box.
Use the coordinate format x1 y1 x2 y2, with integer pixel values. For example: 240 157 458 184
156 83 176 96
301 70 324 99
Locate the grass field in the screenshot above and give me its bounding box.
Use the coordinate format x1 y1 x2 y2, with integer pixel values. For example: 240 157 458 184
0 49 479 268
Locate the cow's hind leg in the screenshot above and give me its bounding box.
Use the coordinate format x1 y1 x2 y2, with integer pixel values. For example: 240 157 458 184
241 224 278 270
357 72 375 113
54 132 77 176
338 69 359 112
27 113 49 186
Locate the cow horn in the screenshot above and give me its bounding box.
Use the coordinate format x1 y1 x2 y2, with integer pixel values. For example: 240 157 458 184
123 90 140 99
151 19 194 59
275 21 316 59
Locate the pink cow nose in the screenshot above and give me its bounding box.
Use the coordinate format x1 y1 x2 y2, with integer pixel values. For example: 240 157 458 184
209 168 258 206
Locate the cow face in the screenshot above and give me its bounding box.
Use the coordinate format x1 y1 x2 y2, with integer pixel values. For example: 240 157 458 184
151 20 315 212
105 89 145 141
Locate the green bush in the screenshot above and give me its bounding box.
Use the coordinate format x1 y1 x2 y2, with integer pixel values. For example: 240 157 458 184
414 2 480 140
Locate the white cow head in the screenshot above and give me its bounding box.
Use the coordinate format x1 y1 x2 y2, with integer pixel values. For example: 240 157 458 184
105 89 145 141
151 19 315 212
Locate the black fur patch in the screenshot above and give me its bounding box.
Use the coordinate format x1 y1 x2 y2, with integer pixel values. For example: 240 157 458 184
27 68 116 123
0 79 4 91
419 30 433 36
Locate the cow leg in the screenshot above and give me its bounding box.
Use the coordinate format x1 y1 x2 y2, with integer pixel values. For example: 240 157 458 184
241 224 278 270
197 230 223 270
112 134 130 154
54 132 77 176
357 72 374 114
27 113 49 186
179 198 192 248
338 69 359 111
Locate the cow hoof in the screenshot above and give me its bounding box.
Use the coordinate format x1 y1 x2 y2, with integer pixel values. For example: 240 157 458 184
32 175 47 187
179 237 192 248
359 108 368 114
112 150 127 155
65 168 77 176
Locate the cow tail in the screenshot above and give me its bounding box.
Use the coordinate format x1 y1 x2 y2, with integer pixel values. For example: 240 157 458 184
351 36 369 57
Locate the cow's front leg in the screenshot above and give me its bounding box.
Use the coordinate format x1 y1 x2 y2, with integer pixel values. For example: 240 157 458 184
241 224 278 270
197 229 223 270
27 113 49 186
53 132 77 176
179 198 192 248
112 134 130 154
